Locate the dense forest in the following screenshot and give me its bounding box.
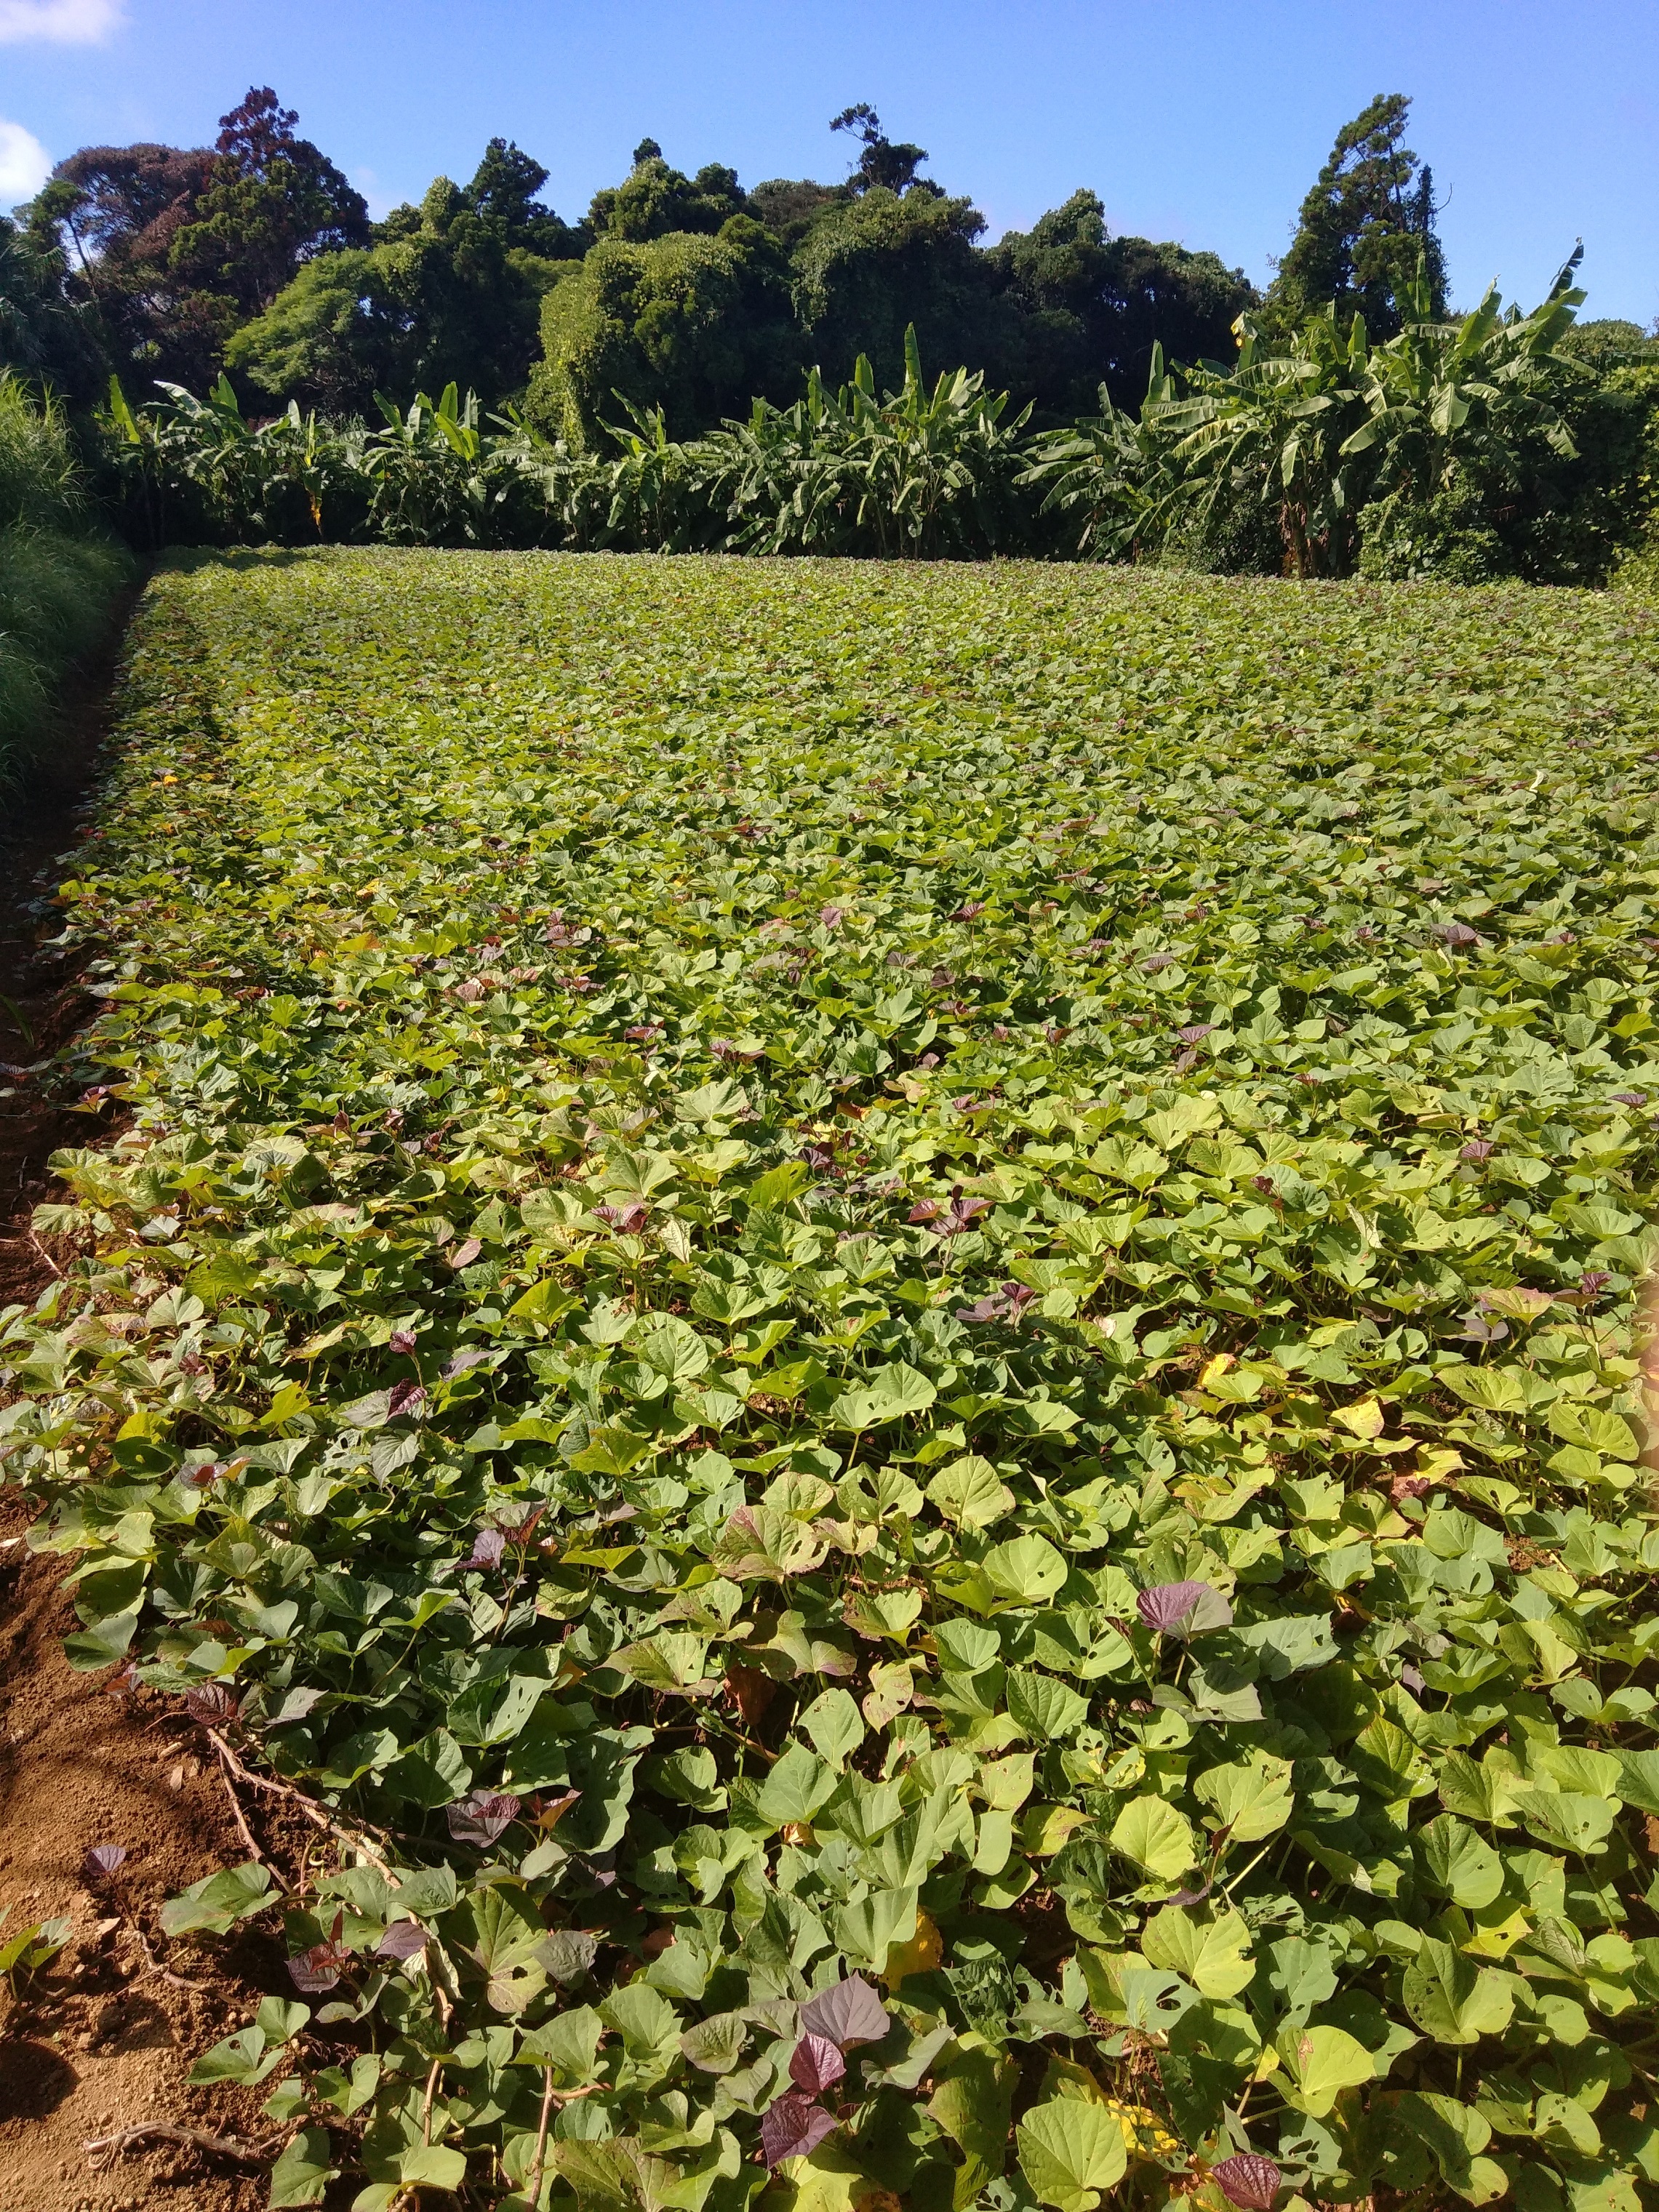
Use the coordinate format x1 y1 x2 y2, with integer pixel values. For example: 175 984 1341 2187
0 85 1656 608
3 89 1464 432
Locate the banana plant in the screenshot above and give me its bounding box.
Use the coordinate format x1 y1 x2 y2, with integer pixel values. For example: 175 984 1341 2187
361 385 492 545
1020 354 1171 559
100 374 346 547
1144 308 1372 577
1341 248 1586 501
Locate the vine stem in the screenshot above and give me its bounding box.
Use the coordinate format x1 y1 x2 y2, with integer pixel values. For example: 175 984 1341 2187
1220 1836 1277 1897
202 1726 395 1873
420 2058 444 2143
527 2067 557 2210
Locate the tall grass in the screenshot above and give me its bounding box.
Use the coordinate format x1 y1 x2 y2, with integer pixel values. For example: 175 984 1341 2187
0 373 129 787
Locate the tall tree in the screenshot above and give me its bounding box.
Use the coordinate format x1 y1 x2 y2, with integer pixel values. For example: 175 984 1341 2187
585 151 748 244
31 89 368 391
1267 94 1447 338
168 88 369 317
828 105 938 199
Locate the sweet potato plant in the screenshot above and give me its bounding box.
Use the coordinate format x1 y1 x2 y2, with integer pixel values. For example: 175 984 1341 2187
4 550 1659 2211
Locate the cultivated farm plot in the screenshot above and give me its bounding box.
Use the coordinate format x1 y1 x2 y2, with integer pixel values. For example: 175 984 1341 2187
5 550 1659 2211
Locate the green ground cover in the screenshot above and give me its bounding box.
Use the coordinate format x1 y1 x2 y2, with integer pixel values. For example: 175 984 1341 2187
5 550 1659 2211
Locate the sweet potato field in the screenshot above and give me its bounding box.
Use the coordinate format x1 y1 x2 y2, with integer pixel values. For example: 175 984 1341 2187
4 549 1659 2212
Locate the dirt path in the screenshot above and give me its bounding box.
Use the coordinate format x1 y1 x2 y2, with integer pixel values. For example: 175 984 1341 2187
0 604 291 2212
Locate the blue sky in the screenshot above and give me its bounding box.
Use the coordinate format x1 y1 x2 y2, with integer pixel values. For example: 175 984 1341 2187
1 0 1655 324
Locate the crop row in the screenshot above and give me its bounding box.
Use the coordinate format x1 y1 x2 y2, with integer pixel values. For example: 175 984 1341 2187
3 553 1658 2211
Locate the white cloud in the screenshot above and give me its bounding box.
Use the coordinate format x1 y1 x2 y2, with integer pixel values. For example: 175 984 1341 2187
0 0 124 44
0 119 52 204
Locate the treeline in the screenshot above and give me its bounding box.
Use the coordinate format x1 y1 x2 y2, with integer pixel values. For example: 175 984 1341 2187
2 87 1658 589
96 266 1659 586
5 89 1451 436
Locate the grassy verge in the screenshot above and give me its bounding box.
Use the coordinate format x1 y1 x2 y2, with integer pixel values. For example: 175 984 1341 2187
4 550 1659 2211
0 374 130 788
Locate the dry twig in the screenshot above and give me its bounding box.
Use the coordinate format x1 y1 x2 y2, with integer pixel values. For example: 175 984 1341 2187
203 1724 393 1872
85 2120 280 2168
128 1917 206 1992
28 1230 63 1279
212 1739 276 1873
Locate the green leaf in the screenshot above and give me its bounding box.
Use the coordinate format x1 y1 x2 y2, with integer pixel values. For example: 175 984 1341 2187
1005 1668 1089 1740
799 1687 865 1769
1514 1790 1618 1855
1140 1905 1254 1997
270 2125 336 2208
980 1533 1067 1606
1017 2096 1128 2211
828 1361 936 1430
63 1606 142 1671
159 1862 274 1939
924 1453 1015 1529
396 2144 469 2190
756 1744 838 1829
1274 2023 1376 2115
928 2043 1017 2206
836 1883 919 1971
1109 1797 1196 1883
383 1728 471 1808
1402 1936 1515 2045
1417 1814 1504 1909
1192 1753 1295 1841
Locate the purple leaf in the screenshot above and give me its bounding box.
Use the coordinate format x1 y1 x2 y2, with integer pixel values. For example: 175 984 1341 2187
1578 1270 1611 1299
388 1328 419 1355
1176 1024 1215 1043
760 2093 838 2168
287 1941 350 1995
1135 1579 1231 1638
449 1237 483 1270
1436 922 1481 949
799 1972 892 2051
468 1528 508 1571
594 1201 649 1231
788 2033 847 2095
447 1790 521 1846
1141 952 1175 971
376 1919 430 1961
819 906 845 928
955 1294 1006 1325
1168 1875 1214 1907
951 901 985 922
441 1346 492 1380
184 1683 241 1728
82 1844 128 1883
388 1379 426 1419
1212 2154 1282 2211
1460 1139 1494 1161
1611 1091 1647 1107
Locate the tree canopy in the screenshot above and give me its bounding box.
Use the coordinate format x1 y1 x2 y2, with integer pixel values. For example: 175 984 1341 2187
9 93 1266 437
1267 92 1447 337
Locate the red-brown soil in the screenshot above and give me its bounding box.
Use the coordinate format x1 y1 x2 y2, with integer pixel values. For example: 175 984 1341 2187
0 604 301 2211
